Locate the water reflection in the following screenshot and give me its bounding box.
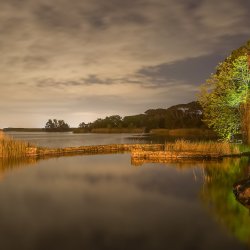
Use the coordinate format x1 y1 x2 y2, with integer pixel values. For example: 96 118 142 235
6 132 147 148
0 154 246 250
200 158 250 246
0 151 249 249
132 156 250 246
0 157 37 180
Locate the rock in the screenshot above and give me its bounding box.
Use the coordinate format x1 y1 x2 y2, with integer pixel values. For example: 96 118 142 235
233 178 250 208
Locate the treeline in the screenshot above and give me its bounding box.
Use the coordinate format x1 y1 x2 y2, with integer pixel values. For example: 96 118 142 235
75 101 206 133
4 102 207 133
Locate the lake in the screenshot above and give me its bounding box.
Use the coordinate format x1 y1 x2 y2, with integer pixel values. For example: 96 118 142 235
6 131 150 148
0 132 249 250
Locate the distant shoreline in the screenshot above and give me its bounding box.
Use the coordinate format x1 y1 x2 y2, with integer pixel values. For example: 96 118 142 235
3 127 217 138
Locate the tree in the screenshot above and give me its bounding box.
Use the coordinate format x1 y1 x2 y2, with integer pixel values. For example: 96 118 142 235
79 122 87 128
45 119 70 132
199 50 250 143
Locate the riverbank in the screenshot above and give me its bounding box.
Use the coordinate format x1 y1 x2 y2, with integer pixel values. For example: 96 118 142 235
131 140 243 164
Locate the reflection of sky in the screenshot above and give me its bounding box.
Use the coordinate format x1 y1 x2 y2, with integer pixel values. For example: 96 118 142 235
0 0 250 127
6 131 145 147
0 154 245 250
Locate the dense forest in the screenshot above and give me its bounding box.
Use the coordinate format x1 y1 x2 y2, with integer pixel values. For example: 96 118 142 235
76 101 206 133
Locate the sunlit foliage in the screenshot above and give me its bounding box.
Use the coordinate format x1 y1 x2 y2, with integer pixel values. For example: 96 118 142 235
199 41 250 142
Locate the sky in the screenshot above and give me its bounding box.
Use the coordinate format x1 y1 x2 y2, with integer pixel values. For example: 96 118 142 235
0 0 249 128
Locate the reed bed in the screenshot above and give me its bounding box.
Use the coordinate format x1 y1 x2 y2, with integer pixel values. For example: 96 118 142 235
164 140 240 155
150 128 216 137
131 140 241 162
0 134 30 158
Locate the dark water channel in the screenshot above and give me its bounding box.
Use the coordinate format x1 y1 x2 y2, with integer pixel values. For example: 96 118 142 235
0 132 249 250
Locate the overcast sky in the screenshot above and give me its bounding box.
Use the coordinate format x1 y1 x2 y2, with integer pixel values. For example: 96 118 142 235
0 0 249 128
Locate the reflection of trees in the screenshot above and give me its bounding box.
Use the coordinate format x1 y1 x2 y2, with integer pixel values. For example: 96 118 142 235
133 157 250 245
201 157 250 245
0 157 37 180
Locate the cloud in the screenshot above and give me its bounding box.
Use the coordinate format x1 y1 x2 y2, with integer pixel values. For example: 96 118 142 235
0 0 249 127
137 53 230 87
82 75 115 85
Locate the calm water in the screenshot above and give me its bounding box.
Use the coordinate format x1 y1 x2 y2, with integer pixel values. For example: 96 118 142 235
6 131 148 147
1 133 250 250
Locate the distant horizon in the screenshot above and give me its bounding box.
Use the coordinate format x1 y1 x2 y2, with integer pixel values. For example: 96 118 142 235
1 0 249 128
2 99 198 129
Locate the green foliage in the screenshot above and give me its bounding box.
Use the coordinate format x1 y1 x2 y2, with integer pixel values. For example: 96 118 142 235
45 119 70 132
199 42 250 141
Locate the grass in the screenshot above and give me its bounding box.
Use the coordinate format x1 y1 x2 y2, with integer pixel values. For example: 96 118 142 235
237 143 250 154
164 139 241 155
0 133 30 158
150 128 217 137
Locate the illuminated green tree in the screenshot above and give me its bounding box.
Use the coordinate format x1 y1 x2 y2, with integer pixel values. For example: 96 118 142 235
199 52 250 143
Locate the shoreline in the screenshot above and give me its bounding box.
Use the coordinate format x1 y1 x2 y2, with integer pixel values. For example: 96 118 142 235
1 131 249 161
23 143 250 160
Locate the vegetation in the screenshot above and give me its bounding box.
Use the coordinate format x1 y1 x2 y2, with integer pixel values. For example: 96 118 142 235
4 102 208 134
75 101 207 133
199 41 250 143
131 140 242 165
45 119 70 132
0 134 29 158
164 140 240 155
150 128 216 137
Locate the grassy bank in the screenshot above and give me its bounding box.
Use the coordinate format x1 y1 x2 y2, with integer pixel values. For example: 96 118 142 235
131 140 242 163
164 140 240 155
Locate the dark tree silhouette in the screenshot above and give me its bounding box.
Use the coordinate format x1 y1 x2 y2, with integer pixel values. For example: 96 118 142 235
45 119 70 132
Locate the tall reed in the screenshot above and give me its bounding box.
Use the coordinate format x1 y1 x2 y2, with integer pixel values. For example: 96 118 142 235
0 134 29 158
164 139 240 155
